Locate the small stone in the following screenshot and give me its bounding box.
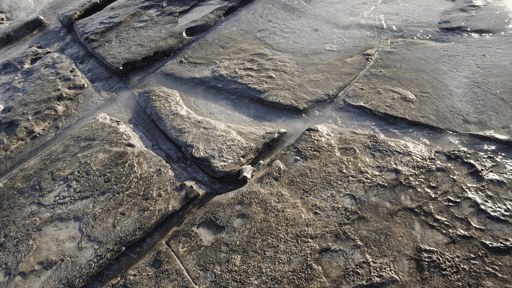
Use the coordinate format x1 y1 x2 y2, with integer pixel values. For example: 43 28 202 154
238 165 254 182
179 181 204 203
253 160 267 173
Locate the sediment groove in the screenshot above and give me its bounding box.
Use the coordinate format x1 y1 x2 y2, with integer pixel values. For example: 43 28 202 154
58 0 119 30
343 99 449 133
328 45 383 107
167 244 199 288
0 16 49 48
83 190 217 288
344 98 512 147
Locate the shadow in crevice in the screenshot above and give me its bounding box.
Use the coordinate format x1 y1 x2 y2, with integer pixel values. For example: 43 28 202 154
0 120 19 136
74 0 118 22
0 16 49 49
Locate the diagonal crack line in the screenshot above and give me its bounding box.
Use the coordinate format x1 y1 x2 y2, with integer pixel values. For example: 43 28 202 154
311 43 384 113
334 45 382 100
166 242 199 288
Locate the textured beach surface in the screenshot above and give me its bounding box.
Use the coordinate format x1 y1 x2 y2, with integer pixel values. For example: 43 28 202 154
1 0 512 287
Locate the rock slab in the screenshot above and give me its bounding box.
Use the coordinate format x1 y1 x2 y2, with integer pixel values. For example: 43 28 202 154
0 47 96 177
137 86 285 178
0 114 195 287
74 0 247 72
162 0 378 112
162 124 512 287
344 39 512 141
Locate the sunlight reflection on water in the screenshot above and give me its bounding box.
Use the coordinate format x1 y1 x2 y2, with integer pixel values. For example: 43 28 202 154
505 0 512 11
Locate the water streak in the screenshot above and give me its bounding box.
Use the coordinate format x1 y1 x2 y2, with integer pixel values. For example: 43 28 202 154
1 0 52 20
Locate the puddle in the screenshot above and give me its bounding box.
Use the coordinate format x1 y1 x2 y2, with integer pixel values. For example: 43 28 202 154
505 0 512 11
196 219 225 245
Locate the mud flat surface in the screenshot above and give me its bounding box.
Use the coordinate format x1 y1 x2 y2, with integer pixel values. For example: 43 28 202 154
1 0 512 287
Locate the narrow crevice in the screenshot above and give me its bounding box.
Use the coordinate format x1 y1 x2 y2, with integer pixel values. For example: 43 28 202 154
74 0 118 23
336 49 381 97
228 0 256 17
167 244 199 287
59 0 119 30
343 100 450 133
176 0 204 18
117 45 184 75
439 26 494 35
464 132 512 146
313 45 383 112
184 0 255 37
344 100 512 148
